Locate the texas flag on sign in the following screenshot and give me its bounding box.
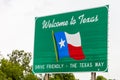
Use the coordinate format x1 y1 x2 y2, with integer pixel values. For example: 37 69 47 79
54 31 85 60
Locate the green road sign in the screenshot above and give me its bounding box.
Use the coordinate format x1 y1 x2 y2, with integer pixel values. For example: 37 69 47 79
33 5 108 73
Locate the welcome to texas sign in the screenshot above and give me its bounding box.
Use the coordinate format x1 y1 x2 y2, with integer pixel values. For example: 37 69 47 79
33 5 108 73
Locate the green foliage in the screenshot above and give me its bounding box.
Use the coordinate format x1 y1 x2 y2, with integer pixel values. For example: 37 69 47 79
24 73 38 80
97 75 107 80
0 70 6 80
63 73 75 80
8 50 32 73
0 59 23 80
0 50 37 80
50 73 76 80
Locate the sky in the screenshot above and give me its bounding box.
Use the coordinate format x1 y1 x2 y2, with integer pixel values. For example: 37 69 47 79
0 0 120 80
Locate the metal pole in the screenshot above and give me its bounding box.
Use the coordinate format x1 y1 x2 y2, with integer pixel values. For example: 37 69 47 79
91 72 96 80
44 74 49 80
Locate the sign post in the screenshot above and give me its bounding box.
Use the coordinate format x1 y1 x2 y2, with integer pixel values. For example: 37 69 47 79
91 72 96 80
33 5 108 74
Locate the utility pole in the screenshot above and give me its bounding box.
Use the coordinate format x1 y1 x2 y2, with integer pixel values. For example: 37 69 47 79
91 72 96 80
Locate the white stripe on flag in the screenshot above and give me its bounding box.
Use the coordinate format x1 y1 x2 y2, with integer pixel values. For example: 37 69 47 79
65 32 81 47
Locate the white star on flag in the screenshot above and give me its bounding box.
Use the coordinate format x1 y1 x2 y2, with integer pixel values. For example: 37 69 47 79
59 38 65 48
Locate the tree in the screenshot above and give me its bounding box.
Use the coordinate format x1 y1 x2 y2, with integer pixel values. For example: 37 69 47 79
63 73 75 80
97 75 107 80
0 50 38 80
0 58 23 80
24 73 38 80
0 70 6 80
49 73 76 80
8 50 32 73
0 59 23 80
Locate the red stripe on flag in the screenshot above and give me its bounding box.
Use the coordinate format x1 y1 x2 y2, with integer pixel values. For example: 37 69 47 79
68 44 85 60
